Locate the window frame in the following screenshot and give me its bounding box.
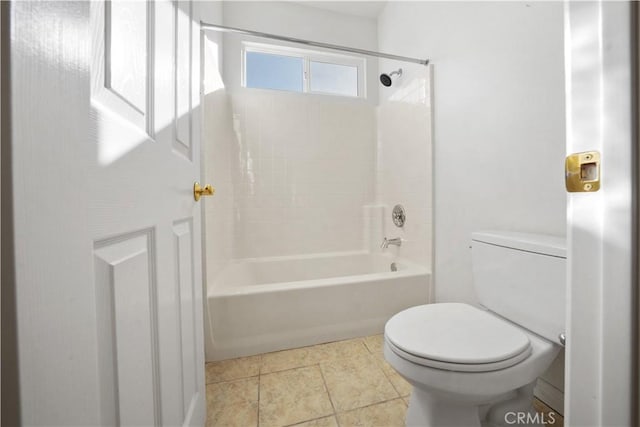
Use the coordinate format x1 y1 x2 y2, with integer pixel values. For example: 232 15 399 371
241 41 367 99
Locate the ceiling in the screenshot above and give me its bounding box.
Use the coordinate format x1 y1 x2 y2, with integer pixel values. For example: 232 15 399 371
296 1 388 19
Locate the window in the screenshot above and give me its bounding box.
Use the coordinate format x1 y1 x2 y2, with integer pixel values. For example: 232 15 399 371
242 42 366 98
309 61 358 97
245 51 304 92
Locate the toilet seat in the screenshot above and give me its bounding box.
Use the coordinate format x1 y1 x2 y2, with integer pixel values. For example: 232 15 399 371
385 303 532 373
385 337 532 372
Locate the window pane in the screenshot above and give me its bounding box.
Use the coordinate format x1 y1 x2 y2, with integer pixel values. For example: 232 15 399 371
245 51 303 92
310 61 358 97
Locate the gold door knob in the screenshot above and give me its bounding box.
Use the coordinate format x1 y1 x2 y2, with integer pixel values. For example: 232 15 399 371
193 182 215 201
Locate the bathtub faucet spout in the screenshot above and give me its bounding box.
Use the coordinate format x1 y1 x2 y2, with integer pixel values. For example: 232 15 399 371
381 237 402 249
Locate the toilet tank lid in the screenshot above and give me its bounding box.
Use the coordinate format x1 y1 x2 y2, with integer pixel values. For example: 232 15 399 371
472 231 566 258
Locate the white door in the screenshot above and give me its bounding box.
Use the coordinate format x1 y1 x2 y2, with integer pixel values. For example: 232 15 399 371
564 1 635 425
9 1 205 425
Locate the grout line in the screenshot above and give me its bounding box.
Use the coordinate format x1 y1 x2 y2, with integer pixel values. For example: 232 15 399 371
281 414 335 427
205 374 255 385
204 356 262 385
206 374 260 387
380 367 404 398
256 375 261 427
259 335 369 359
260 358 319 376
317 362 340 427
362 335 383 355
256 353 262 427
203 375 261 426
335 396 408 415
363 336 413 400
260 364 337 427
370 352 404 399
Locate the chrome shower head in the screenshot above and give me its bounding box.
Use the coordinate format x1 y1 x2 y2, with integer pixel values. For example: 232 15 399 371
380 68 403 87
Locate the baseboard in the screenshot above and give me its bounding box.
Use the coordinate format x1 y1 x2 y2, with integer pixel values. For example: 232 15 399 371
534 378 564 416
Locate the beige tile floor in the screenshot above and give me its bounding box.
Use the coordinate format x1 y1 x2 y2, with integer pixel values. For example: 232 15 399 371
205 335 408 427
205 334 563 427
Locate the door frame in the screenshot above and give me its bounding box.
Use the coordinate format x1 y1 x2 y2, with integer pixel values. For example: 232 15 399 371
1 0 21 424
635 3 640 424
564 1 638 425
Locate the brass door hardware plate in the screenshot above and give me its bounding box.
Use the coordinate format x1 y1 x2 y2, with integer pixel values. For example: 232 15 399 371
565 151 600 192
194 182 215 201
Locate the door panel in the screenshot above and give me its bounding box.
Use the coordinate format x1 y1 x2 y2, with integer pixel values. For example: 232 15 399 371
94 230 161 427
91 0 150 133
9 1 204 424
107 0 148 114
173 219 199 421
175 2 193 160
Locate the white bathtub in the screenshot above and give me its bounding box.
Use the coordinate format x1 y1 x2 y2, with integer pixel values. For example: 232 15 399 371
205 251 430 361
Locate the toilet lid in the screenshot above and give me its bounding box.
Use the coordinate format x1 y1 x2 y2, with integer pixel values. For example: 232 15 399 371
385 303 531 365
385 337 532 372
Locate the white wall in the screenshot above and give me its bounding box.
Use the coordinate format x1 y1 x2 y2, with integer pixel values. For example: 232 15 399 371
222 1 379 105
378 1 566 304
377 0 566 412
222 1 378 48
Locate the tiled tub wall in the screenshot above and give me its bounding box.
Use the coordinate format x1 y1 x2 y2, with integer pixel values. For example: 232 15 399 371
213 75 433 264
227 89 377 259
376 62 433 267
203 0 434 272
202 28 236 279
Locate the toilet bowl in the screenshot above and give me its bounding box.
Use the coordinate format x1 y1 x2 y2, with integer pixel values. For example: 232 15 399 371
384 231 566 426
384 303 560 426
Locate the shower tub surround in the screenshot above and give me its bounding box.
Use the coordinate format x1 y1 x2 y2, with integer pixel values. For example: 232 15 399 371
201 1 433 363
207 252 429 360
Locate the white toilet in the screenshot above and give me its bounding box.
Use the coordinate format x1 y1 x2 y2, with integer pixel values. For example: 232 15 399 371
384 231 566 427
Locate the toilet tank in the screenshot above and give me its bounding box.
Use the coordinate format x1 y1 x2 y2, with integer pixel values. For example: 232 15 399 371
471 231 566 345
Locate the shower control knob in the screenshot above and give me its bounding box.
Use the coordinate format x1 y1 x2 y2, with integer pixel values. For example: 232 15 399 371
392 204 406 228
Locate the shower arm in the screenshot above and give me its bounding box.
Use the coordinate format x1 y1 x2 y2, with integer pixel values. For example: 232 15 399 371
200 21 430 66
